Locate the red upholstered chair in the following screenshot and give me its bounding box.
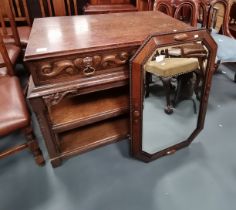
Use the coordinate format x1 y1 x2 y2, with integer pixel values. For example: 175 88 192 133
0 34 45 165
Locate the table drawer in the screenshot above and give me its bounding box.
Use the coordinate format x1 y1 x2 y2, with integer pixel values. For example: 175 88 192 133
26 47 137 86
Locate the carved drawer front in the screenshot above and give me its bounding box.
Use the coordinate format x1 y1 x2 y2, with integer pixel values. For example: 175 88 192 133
28 47 137 86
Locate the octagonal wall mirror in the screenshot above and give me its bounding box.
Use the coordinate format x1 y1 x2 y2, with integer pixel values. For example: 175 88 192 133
130 29 217 162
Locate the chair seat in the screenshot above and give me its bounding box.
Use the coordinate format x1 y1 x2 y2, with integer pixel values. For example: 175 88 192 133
0 76 29 136
145 57 199 77
1 26 31 47
0 44 20 66
211 33 236 62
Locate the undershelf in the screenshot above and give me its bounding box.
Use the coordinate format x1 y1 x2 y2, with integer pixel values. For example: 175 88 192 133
50 86 129 133
59 116 129 158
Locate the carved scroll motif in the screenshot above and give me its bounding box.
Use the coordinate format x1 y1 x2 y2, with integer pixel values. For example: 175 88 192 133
43 89 78 108
101 52 129 67
41 60 76 77
39 51 132 78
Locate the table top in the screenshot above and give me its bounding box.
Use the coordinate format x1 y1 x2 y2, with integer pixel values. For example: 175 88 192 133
25 11 193 61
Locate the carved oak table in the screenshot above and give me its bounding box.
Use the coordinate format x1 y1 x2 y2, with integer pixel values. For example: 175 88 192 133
25 11 193 167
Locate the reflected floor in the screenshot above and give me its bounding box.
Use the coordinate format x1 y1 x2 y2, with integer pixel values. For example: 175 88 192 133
143 83 199 154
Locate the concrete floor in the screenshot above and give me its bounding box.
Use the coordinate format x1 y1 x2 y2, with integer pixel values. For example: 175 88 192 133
0 64 236 210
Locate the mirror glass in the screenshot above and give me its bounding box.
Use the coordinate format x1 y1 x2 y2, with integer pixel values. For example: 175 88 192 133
229 2 236 38
142 41 208 154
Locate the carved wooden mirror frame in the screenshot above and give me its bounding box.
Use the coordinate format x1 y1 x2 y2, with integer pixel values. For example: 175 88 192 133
130 29 217 162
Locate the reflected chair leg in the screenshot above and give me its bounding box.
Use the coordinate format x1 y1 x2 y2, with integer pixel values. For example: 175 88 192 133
161 77 173 114
24 125 45 166
194 70 202 100
173 76 182 107
234 73 236 83
145 72 151 97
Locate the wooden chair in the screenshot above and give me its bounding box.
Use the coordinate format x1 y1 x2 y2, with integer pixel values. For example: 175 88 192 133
39 0 79 17
10 0 31 48
153 0 173 16
173 0 199 27
0 0 31 48
0 33 45 165
0 76 45 165
0 1 21 76
145 50 200 114
207 0 236 82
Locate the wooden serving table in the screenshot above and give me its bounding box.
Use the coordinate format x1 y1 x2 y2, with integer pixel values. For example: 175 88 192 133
25 11 193 167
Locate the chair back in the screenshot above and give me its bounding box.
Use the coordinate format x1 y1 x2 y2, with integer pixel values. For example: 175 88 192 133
153 0 173 16
0 0 30 26
10 0 31 25
173 0 198 27
39 0 79 17
206 0 231 37
0 0 21 46
198 0 210 28
0 35 15 75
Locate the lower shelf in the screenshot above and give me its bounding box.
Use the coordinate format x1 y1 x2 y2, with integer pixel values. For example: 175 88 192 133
59 116 129 158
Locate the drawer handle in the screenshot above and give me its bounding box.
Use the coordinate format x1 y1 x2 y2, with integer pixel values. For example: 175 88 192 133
174 33 188 41
83 66 95 76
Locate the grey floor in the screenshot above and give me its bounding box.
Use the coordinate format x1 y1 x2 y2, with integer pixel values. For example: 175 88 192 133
0 64 236 210
143 76 199 153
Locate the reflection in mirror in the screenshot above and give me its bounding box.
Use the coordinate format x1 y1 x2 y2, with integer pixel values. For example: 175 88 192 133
229 2 236 38
198 4 206 28
142 41 208 154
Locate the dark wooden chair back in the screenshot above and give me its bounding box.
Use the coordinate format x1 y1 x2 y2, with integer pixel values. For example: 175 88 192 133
153 0 173 16
207 0 231 37
39 0 79 17
173 0 198 27
0 0 31 26
0 0 21 46
10 0 31 25
0 35 14 75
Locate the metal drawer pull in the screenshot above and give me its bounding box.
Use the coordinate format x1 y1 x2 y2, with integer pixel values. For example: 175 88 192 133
83 66 95 76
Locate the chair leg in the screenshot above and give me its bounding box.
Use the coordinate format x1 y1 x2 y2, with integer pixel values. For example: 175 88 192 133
145 72 151 98
161 77 173 114
23 125 45 166
234 73 236 83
